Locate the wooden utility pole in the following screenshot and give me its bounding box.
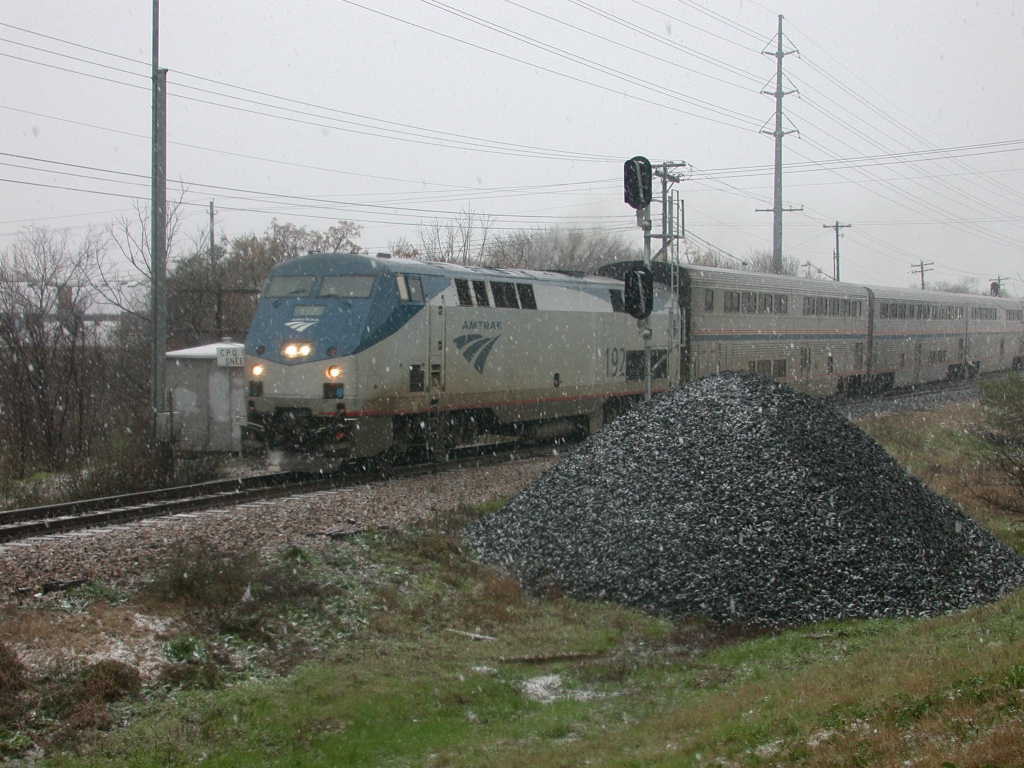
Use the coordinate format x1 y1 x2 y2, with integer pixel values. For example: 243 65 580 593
911 260 934 290
823 221 851 281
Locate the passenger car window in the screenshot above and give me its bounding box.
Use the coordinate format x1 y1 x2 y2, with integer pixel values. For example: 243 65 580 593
265 275 316 298
318 275 375 298
704 289 714 312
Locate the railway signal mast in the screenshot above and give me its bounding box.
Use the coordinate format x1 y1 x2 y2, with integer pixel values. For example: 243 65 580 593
624 156 655 401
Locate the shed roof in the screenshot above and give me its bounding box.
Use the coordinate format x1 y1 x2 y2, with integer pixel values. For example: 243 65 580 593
166 342 244 359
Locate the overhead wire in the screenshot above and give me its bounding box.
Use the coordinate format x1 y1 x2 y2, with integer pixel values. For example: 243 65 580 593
783 16 1024 209
0 26 620 164
560 0 765 85
337 0 763 132
495 0 762 91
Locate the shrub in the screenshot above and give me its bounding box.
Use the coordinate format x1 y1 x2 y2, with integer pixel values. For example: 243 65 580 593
976 373 1024 512
147 537 257 609
0 643 25 698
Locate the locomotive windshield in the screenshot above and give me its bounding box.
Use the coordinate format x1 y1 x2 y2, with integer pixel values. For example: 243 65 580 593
265 275 316 298
318 275 376 299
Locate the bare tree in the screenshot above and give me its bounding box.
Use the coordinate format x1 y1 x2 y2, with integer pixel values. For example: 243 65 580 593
167 219 363 348
485 227 640 272
0 227 106 476
926 278 981 295
386 236 421 260
685 243 741 269
745 249 827 279
95 193 188 319
686 245 828 279
416 207 493 266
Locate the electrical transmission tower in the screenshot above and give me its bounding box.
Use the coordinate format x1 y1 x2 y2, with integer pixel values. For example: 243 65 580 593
759 15 800 274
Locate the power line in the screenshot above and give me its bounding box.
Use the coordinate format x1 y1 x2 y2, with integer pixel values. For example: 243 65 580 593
336 0 762 132
0 30 619 164
495 0 762 91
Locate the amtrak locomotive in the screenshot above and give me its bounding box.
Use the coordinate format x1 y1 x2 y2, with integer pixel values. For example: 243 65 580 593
243 253 679 465
243 252 1024 465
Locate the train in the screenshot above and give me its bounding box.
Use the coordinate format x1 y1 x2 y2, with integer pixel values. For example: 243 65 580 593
241 252 1024 466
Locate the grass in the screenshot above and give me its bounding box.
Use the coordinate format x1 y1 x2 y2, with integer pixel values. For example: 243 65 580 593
5 401 1024 766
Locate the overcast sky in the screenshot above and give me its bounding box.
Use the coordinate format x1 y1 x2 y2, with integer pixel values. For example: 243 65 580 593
3 0 1023 293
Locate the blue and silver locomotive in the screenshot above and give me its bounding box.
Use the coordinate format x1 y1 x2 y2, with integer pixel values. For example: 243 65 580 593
243 253 679 465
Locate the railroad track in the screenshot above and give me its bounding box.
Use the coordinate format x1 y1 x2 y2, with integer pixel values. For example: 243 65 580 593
835 380 979 420
0 445 561 545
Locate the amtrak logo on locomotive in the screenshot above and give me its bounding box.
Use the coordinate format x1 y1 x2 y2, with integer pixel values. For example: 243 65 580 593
461 320 502 331
453 334 501 374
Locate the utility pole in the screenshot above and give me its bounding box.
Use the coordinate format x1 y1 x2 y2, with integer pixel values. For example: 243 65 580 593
760 15 800 274
911 260 934 290
150 0 168 440
823 221 850 281
989 276 1006 297
209 200 223 338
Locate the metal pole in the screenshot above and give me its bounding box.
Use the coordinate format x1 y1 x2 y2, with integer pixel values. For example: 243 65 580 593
150 0 167 438
771 15 784 274
640 204 652 402
667 194 675 386
660 163 668 259
210 201 222 338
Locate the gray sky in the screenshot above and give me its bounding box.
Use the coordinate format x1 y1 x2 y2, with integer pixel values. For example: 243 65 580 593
3 0 1023 292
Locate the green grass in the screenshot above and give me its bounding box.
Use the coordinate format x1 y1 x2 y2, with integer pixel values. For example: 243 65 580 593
20 404 1024 766
49 591 1024 767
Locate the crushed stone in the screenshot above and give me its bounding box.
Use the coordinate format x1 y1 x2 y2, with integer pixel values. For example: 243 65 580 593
468 372 1024 627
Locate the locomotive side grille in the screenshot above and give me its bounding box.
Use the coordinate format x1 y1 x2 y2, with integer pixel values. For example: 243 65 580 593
409 364 425 392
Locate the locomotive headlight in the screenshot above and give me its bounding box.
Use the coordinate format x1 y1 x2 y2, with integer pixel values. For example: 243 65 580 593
251 363 265 377
282 342 312 358
326 365 343 379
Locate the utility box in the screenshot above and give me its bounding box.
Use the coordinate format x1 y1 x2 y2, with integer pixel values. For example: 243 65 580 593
165 340 247 453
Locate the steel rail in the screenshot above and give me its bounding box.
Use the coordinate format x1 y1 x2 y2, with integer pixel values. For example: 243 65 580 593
0 445 561 544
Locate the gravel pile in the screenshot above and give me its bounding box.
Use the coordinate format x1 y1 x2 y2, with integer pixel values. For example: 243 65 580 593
468 372 1024 627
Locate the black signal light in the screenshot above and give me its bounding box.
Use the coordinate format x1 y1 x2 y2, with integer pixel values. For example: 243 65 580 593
624 156 653 210
624 266 654 320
